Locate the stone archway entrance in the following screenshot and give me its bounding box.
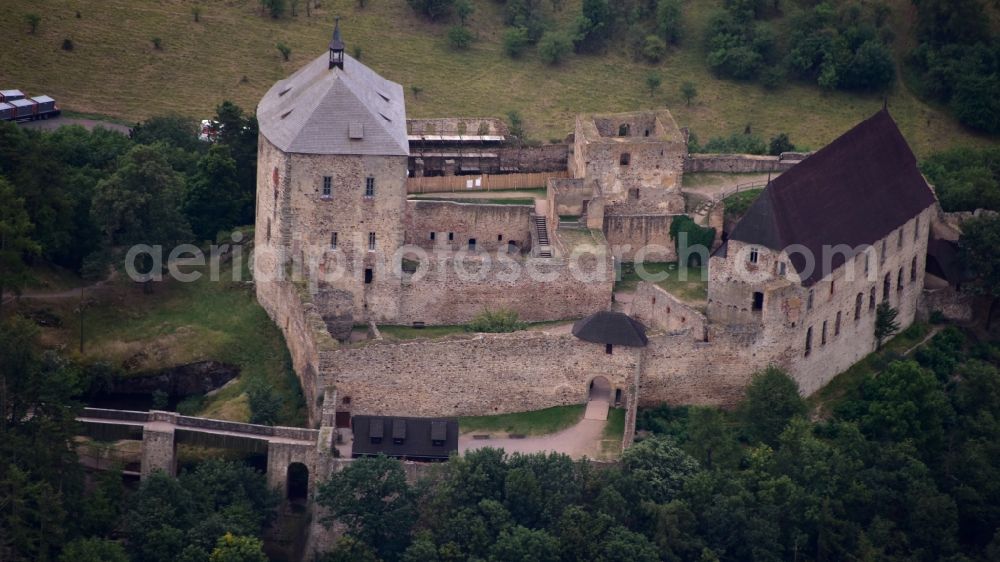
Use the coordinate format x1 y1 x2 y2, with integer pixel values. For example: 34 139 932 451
286 462 309 503
588 376 611 401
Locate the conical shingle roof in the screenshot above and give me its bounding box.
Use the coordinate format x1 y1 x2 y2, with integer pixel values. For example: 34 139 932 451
572 311 648 347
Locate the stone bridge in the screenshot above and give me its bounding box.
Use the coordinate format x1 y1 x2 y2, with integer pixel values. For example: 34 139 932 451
77 387 339 499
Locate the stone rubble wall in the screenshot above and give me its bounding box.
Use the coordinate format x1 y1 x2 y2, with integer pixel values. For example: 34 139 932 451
684 153 805 174
404 200 533 253
631 282 707 338
602 214 679 262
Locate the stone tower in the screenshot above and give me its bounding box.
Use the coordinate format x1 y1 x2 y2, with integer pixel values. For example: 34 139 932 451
254 21 410 338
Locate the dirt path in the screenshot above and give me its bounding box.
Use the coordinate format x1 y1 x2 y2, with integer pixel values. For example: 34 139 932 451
681 172 777 199
2 271 117 304
459 416 608 459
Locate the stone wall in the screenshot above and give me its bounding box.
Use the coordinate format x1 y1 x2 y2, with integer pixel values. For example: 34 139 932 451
404 200 533 253
684 153 804 174
602 214 678 262
396 250 613 326
631 282 707 338
919 287 974 322
497 144 569 173
323 331 641 418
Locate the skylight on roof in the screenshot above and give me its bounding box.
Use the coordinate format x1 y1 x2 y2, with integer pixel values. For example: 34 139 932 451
379 112 392 122
279 86 292 97
377 91 390 102
280 109 294 119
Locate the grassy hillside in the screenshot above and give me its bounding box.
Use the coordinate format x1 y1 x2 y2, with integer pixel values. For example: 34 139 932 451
0 0 995 156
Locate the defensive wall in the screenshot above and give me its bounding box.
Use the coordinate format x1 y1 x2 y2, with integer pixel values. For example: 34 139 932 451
683 152 808 174
404 200 533 253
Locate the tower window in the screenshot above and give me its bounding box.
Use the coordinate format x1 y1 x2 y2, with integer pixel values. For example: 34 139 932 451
365 177 375 198
468 238 477 251
448 232 454 241
805 327 813 356
807 289 814 310
777 262 786 276
821 321 827 345
368 232 376 251
330 232 338 249
749 247 759 264
752 291 764 311
619 153 631 166
322 176 332 197
364 268 373 284
430 232 436 241
911 256 917 282
606 343 613 354
618 124 630 136
497 234 503 242
835 312 841 336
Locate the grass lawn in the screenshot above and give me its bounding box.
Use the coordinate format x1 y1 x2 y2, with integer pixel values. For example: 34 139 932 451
20 260 306 426
808 322 934 418
616 262 708 303
598 407 627 459
0 0 993 157
723 188 764 221
460 404 585 436
376 323 469 340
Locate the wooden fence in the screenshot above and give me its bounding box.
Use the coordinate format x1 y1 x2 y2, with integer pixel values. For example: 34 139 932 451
406 171 570 194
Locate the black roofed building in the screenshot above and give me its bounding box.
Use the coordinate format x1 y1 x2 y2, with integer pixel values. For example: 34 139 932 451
351 416 458 461
706 109 937 394
572 310 648 355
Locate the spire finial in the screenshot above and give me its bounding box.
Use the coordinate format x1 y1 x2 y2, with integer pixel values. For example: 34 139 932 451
329 16 345 70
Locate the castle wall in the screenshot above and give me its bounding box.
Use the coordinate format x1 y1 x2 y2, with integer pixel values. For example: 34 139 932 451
631 282 707 338
602 214 678 262
404 200 533 253
323 332 640 418
396 251 613 325
684 153 803 174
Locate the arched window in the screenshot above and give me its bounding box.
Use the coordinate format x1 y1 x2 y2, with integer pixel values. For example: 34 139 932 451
618 124 630 136
821 321 828 345
897 268 903 292
620 153 631 166
835 311 841 336
869 287 876 310
910 256 917 283
855 293 863 320
805 327 813 356
883 273 891 301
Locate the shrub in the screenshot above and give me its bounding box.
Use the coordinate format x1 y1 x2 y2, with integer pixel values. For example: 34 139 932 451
920 147 1000 212
151 37 162 50
657 0 683 44
407 0 455 21
701 132 767 154
447 25 473 50
503 27 530 58
276 42 291 61
737 366 807 446
930 310 946 324
192 6 201 22
645 72 662 97
455 0 474 24
538 31 571 65
680 81 697 105
768 133 794 156
669 215 715 264
641 34 667 62
506 110 525 139
262 0 286 18
466 309 527 333
759 65 786 90
25 13 41 34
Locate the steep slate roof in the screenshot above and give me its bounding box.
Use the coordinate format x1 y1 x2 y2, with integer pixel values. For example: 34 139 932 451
728 110 937 286
258 52 408 156
572 311 648 347
351 416 458 461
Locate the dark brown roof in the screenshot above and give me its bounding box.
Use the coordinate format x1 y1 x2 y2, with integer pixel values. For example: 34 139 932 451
572 311 648 347
729 110 937 286
352 416 457 461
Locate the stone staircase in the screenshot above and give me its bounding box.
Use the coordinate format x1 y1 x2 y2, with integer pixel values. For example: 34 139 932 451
532 215 552 258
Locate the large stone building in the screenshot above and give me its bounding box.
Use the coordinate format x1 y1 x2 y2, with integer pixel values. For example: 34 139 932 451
254 25 939 433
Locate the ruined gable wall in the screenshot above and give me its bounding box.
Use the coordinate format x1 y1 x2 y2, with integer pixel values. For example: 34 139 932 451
631 282 707 338
602 214 678 262
396 251 613 325
404 200 533 253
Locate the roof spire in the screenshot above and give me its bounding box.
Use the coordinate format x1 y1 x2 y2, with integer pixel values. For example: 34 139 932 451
329 17 345 70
